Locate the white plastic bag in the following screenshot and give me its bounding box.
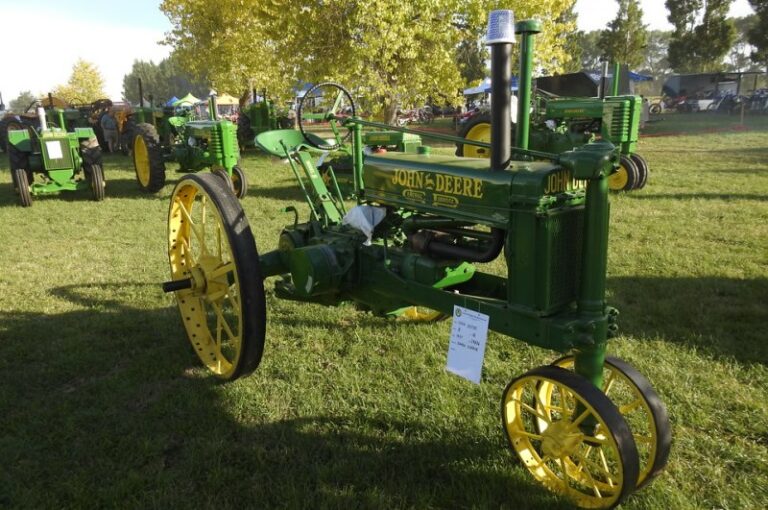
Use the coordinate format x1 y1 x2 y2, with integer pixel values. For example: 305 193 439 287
342 205 386 245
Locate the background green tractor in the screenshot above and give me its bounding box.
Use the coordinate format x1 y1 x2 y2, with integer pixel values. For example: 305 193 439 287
7 102 105 207
131 94 246 198
237 90 294 149
457 70 649 192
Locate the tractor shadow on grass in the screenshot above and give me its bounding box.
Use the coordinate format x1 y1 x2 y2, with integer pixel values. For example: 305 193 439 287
608 276 768 365
0 282 573 509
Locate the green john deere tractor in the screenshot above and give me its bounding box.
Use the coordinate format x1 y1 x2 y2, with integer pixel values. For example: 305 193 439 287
131 94 246 198
6 102 105 206
457 72 649 192
161 11 670 509
237 91 295 149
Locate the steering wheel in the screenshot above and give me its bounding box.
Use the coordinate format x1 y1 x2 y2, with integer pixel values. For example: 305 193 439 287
297 82 356 151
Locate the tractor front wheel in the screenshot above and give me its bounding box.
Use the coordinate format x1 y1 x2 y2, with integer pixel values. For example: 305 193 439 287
166 173 266 380
231 165 248 199
608 155 639 191
12 168 32 207
133 123 166 192
502 365 639 508
86 163 106 201
630 154 649 190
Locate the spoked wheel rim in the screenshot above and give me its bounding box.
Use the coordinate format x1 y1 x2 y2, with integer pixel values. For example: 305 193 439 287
297 82 356 151
463 122 491 158
547 356 671 489
134 134 151 188
231 166 247 199
167 174 266 380
502 365 639 509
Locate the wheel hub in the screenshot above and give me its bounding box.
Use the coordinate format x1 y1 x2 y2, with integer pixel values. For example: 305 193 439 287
189 255 230 302
541 421 583 458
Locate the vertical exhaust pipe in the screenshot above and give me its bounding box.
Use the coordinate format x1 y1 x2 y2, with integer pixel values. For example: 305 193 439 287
36 101 47 130
487 10 515 171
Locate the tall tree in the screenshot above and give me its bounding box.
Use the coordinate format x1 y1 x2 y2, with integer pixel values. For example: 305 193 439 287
9 91 37 113
52 60 107 104
161 0 578 124
456 39 488 86
558 3 583 73
747 0 768 71
578 31 605 71
122 57 208 105
727 15 761 71
666 0 736 72
641 30 673 76
598 0 648 69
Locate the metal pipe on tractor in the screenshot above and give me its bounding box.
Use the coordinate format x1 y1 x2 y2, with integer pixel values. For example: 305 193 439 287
161 9 670 509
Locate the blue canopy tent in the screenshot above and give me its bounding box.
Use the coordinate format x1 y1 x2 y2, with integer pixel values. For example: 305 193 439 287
165 96 179 107
463 77 518 95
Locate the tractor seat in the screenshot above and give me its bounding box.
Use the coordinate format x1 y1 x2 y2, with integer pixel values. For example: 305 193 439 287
255 129 329 157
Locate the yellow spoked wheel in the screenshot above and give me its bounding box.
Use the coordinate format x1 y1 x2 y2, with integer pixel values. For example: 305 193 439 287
502 365 639 509
547 356 671 489
167 173 266 380
134 135 150 186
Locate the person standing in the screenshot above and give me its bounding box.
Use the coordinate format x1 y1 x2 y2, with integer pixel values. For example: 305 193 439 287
100 109 118 153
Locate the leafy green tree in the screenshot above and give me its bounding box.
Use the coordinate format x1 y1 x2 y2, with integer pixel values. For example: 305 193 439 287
161 0 578 124
558 3 583 73
727 15 761 71
52 59 107 104
641 30 672 76
598 0 648 69
122 57 208 105
578 31 605 71
456 39 488 86
9 91 37 113
747 0 768 71
666 0 736 72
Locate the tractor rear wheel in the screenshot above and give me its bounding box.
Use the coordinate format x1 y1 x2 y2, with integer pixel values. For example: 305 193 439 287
12 168 32 207
133 123 166 192
166 173 266 380
630 154 649 190
608 155 639 191
455 114 516 159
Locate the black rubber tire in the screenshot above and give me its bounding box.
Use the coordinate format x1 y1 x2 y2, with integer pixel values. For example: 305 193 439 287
649 103 662 115
502 365 640 508
212 168 235 194
0 117 11 152
298 82 356 151
548 355 672 490
120 116 137 156
132 122 166 192
13 167 32 207
167 173 266 380
608 155 639 192
231 165 248 199
87 163 106 201
236 113 254 149
8 143 32 195
630 154 649 190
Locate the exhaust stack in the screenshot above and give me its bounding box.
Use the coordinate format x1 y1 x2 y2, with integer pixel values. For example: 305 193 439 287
486 10 515 171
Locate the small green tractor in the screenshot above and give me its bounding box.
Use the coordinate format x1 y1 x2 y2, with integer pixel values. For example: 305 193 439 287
161 11 669 508
236 91 295 149
6 102 104 206
457 74 649 192
131 94 246 198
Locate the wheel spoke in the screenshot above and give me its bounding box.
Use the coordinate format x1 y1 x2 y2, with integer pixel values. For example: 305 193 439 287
521 401 553 424
177 199 208 254
598 448 616 488
509 429 544 441
211 301 237 342
618 398 644 414
603 371 617 396
572 449 619 486
209 262 235 280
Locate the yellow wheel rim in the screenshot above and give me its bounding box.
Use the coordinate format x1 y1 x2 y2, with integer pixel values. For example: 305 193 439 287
398 306 445 322
168 179 243 378
462 122 491 158
503 373 628 508
608 163 629 191
548 357 663 488
134 134 150 187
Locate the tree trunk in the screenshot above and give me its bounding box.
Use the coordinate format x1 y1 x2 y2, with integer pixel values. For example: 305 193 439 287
382 95 399 125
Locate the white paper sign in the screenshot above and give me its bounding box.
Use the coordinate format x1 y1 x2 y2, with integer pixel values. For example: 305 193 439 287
446 306 490 384
45 141 63 159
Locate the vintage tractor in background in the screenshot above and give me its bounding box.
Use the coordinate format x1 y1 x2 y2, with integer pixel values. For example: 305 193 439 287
161 11 670 509
6 102 105 206
236 90 294 149
131 93 246 197
456 67 649 192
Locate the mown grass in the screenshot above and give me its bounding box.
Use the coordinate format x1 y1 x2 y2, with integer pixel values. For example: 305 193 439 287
0 116 767 509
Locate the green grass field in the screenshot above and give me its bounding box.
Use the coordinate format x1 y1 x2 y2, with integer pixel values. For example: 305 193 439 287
1 116 767 509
